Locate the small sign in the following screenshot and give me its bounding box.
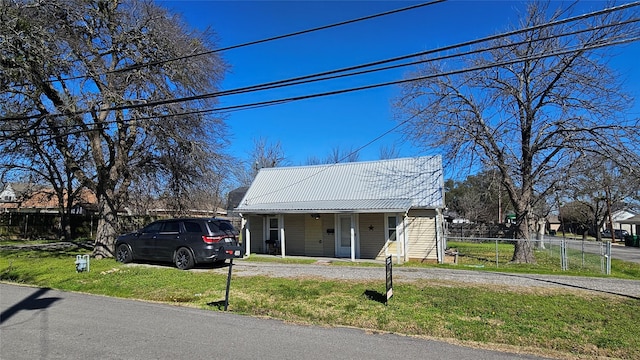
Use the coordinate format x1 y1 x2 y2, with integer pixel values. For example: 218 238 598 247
385 256 393 303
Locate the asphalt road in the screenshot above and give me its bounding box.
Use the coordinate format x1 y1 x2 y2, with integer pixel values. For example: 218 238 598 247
0 283 551 360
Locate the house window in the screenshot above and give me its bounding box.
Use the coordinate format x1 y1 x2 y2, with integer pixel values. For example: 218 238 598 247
268 216 279 241
387 215 397 241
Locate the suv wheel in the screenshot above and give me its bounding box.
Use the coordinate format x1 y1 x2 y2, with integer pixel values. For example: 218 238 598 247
175 247 195 270
116 244 133 263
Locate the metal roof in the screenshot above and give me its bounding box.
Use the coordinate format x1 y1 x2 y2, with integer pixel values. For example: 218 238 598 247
235 156 443 214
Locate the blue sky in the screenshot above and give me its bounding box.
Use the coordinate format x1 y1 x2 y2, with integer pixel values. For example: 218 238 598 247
159 0 640 166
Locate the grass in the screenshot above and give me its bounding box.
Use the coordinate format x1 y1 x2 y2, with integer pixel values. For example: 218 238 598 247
1 244 639 359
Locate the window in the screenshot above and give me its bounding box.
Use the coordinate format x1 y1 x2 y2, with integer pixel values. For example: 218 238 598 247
161 221 180 233
142 222 162 234
268 216 279 241
183 221 202 233
387 215 397 241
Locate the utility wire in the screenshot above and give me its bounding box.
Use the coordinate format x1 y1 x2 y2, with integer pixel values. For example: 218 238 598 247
9 32 639 141
119 0 446 71
35 0 446 84
4 2 638 123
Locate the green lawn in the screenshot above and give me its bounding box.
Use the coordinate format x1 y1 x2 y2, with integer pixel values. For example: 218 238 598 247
1 244 639 359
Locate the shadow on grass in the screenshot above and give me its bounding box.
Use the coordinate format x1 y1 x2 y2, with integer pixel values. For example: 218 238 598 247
207 300 228 310
363 290 387 304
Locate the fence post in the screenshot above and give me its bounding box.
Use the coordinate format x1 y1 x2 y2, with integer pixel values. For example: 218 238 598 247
600 241 604 274
24 214 29 239
582 238 585 268
606 241 611 275
495 239 499 267
560 238 568 271
601 241 611 275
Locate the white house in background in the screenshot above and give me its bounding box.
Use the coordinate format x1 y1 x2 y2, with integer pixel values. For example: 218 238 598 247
0 183 27 202
234 156 445 263
609 210 637 234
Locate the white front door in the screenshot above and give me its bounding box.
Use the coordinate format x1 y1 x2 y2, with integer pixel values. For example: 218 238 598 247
336 215 355 257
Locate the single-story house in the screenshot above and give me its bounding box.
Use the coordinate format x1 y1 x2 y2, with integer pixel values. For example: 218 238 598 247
618 214 640 236
607 210 636 234
234 156 445 263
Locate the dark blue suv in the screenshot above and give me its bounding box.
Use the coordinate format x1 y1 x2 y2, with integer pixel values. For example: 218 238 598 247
115 218 240 270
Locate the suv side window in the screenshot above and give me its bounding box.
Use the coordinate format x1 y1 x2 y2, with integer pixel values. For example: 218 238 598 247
161 221 180 233
142 222 162 234
183 221 202 233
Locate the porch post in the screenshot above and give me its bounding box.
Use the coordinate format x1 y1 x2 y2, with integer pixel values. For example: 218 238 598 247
350 221 355 261
279 214 286 258
402 211 409 262
241 215 250 257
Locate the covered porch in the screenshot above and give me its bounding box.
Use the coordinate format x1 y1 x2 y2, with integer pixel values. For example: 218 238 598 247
239 208 410 263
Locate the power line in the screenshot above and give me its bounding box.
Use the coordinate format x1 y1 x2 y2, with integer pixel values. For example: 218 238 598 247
118 0 446 72
4 2 637 124
9 31 639 142
8 1 638 120
2 2 638 147
30 0 446 84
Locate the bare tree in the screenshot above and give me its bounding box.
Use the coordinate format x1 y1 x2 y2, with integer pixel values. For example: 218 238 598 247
446 170 512 224
378 144 401 160
233 138 287 187
326 146 360 164
395 1 640 263
1 0 228 257
563 155 640 241
0 129 89 240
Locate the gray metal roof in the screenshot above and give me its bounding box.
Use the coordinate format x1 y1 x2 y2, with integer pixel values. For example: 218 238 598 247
235 156 443 214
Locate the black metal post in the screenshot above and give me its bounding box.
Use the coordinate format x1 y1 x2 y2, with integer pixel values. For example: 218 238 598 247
224 258 233 311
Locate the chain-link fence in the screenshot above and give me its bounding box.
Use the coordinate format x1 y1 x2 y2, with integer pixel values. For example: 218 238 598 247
445 236 612 275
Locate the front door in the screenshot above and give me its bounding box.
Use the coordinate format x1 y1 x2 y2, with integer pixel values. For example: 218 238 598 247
337 215 353 258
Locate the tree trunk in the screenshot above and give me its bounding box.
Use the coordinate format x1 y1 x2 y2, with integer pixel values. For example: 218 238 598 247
60 212 71 241
92 194 119 259
511 216 536 263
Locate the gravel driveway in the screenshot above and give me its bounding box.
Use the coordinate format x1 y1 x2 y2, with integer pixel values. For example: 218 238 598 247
224 259 640 299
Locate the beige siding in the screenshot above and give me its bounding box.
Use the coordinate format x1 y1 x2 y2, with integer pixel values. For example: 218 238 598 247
358 213 386 259
407 209 438 261
248 215 264 254
385 240 399 256
283 214 305 256
305 215 324 256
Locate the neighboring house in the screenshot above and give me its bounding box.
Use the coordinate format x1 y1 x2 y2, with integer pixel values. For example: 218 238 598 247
618 214 640 236
0 183 18 202
546 215 561 234
0 183 37 204
234 156 445 263
0 183 97 214
608 210 636 234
